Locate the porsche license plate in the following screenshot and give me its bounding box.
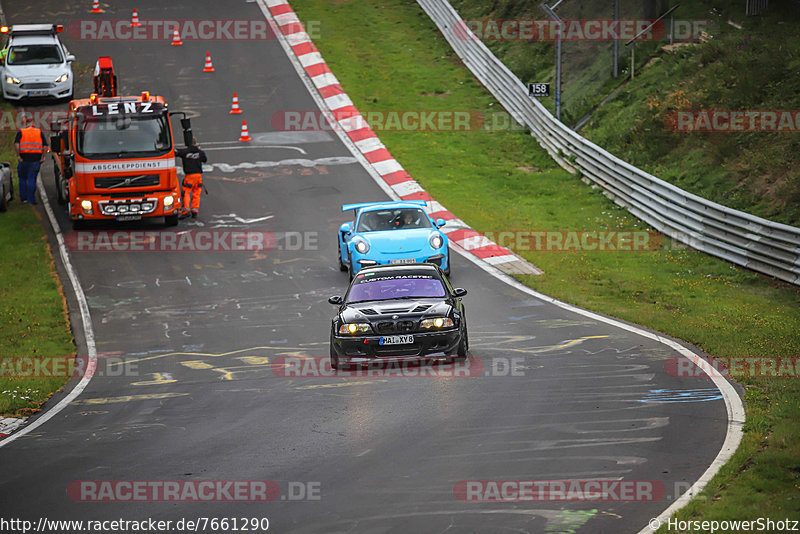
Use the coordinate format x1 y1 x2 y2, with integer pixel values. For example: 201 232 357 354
116 214 142 221
390 258 415 265
380 335 413 345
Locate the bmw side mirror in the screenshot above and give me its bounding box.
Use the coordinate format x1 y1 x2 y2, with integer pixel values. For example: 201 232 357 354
328 296 343 305
436 218 446 228
453 288 467 298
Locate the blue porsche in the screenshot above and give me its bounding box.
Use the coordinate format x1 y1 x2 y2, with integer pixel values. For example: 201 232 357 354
337 201 450 278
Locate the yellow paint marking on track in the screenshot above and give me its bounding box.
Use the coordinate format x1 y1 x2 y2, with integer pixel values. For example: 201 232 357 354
236 356 271 365
71 392 189 405
108 346 308 367
295 380 388 390
548 335 610 351
180 360 214 370
131 373 178 386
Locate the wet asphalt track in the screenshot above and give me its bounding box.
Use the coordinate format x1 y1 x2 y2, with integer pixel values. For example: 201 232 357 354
0 1 733 532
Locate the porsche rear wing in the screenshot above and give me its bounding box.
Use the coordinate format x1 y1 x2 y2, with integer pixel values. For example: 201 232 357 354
342 200 427 213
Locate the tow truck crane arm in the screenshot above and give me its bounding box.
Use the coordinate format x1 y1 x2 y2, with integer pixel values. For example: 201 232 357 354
93 56 117 97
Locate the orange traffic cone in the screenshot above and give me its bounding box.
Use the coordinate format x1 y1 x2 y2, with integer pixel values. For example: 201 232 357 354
170 26 183 46
230 93 243 114
202 52 215 72
90 0 104 13
131 8 142 27
238 120 252 142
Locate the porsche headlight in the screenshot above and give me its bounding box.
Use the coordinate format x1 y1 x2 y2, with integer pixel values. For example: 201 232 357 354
5 76 20 85
430 233 444 249
354 239 369 254
339 323 371 335
420 317 454 329
55 73 69 83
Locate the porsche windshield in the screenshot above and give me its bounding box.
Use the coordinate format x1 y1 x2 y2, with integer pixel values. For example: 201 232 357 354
356 208 432 232
7 44 63 65
75 110 172 159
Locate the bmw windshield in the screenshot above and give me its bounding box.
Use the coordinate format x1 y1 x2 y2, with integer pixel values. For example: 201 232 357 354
75 105 172 159
346 274 446 303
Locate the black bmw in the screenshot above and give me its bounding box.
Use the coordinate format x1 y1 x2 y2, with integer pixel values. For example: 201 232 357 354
328 264 468 369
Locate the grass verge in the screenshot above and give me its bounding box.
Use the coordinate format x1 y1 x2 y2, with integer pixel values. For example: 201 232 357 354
451 0 800 226
293 0 800 527
0 105 74 418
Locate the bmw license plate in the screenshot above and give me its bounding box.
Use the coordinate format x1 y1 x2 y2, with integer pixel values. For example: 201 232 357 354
116 214 142 221
380 335 413 345
389 258 415 264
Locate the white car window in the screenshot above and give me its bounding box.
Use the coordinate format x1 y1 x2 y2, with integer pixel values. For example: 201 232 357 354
8 44 63 65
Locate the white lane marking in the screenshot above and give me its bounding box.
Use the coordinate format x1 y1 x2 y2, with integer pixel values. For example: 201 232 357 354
203 145 307 154
0 174 98 448
257 2 746 530
204 157 357 173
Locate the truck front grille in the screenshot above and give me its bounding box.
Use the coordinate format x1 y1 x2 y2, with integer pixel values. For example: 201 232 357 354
95 175 160 189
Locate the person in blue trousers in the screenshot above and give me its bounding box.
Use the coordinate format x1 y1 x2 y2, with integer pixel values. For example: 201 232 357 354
14 116 48 205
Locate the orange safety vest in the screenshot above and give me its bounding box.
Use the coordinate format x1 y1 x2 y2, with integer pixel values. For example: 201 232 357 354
19 126 45 154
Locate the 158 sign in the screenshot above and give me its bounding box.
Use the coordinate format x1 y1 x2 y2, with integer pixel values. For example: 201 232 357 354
528 83 550 97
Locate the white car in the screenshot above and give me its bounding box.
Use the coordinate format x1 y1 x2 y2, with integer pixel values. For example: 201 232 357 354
1 24 74 101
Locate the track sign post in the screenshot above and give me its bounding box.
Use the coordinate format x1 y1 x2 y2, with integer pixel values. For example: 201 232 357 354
528 83 550 98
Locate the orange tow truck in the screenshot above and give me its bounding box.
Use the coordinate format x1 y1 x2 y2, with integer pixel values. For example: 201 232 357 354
50 57 193 227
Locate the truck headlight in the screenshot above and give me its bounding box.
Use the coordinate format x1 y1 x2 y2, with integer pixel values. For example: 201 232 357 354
80 200 92 211
55 73 69 83
5 76 20 85
354 239 369 254
163 196 174 208
430 234 444 249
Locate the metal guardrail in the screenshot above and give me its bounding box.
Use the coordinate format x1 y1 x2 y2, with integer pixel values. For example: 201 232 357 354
417 0 800 286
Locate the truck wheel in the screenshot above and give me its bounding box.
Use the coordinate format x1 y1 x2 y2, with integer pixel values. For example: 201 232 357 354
0 185 7 212
164 213 179 227
54 165 65 205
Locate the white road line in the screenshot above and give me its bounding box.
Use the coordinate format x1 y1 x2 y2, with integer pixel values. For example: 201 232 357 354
257 2 745 530
0 173 98 448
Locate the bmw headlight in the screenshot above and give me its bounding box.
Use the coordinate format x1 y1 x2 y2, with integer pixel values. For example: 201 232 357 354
420 317 454 329
55 73 69 83
5 76 20 85
354 239 369 254
430 233 444 249
339 323 371 335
